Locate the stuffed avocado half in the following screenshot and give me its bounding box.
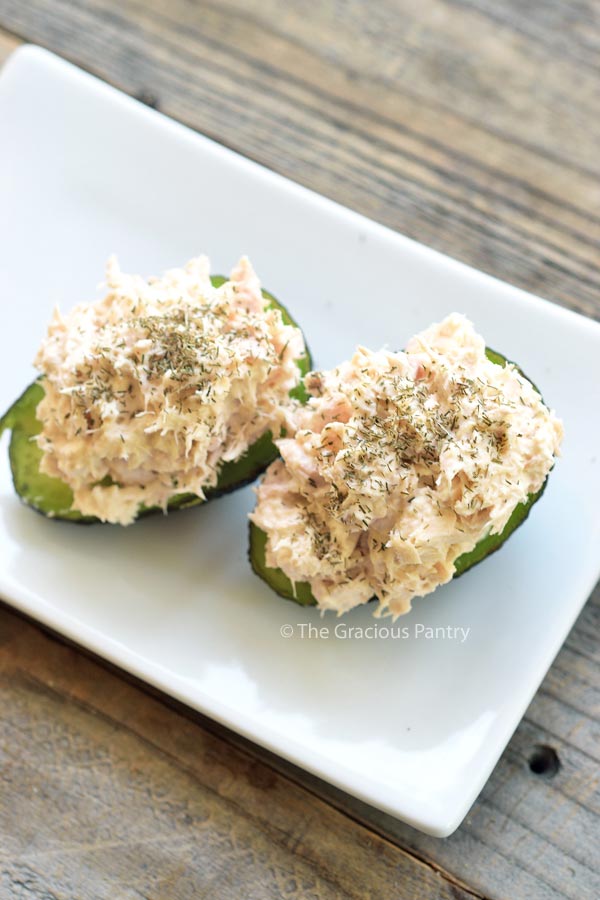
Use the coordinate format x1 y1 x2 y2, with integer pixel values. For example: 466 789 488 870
0 262 311 524
249 316 562 618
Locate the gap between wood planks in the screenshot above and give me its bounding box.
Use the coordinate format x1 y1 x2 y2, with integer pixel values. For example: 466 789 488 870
0 600 488 900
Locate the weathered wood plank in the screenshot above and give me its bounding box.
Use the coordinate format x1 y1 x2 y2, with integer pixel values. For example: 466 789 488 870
0 604 483 900
1 589 598 900
0 21 17 62
0 0 599 319
200 586 600 900
0 0 599 897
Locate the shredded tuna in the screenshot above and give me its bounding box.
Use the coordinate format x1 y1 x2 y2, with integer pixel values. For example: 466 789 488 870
34 254 306 524
251 314 563 618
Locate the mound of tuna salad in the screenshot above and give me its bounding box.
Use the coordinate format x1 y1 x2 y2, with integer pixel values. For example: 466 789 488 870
251 314 563 618
34 255 306 524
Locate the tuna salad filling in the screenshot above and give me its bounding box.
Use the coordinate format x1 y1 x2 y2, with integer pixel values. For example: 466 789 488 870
34 255 306 524
251 314 563 618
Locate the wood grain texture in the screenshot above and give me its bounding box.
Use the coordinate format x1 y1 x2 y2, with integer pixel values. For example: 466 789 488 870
0 605 484 900
0 1 599 898
1 0 599 319
0 21 17 61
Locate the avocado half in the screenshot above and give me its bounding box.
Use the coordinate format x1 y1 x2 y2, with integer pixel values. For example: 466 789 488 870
0 278 311 524
249 347 549 605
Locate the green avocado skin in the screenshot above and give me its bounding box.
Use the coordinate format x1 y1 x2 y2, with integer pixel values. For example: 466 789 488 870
249 347 551 605
0 278 311 524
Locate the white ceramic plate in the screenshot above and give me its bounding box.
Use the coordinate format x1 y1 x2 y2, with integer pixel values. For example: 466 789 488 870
1 46 598 837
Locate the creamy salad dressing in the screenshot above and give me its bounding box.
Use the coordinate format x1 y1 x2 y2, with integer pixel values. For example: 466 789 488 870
35 255 305 524
251 314 563 618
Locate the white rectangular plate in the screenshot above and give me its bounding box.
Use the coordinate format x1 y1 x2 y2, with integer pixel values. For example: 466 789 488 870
1 46 599 837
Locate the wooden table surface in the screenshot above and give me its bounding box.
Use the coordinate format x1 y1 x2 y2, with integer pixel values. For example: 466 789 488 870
0 2 599 898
